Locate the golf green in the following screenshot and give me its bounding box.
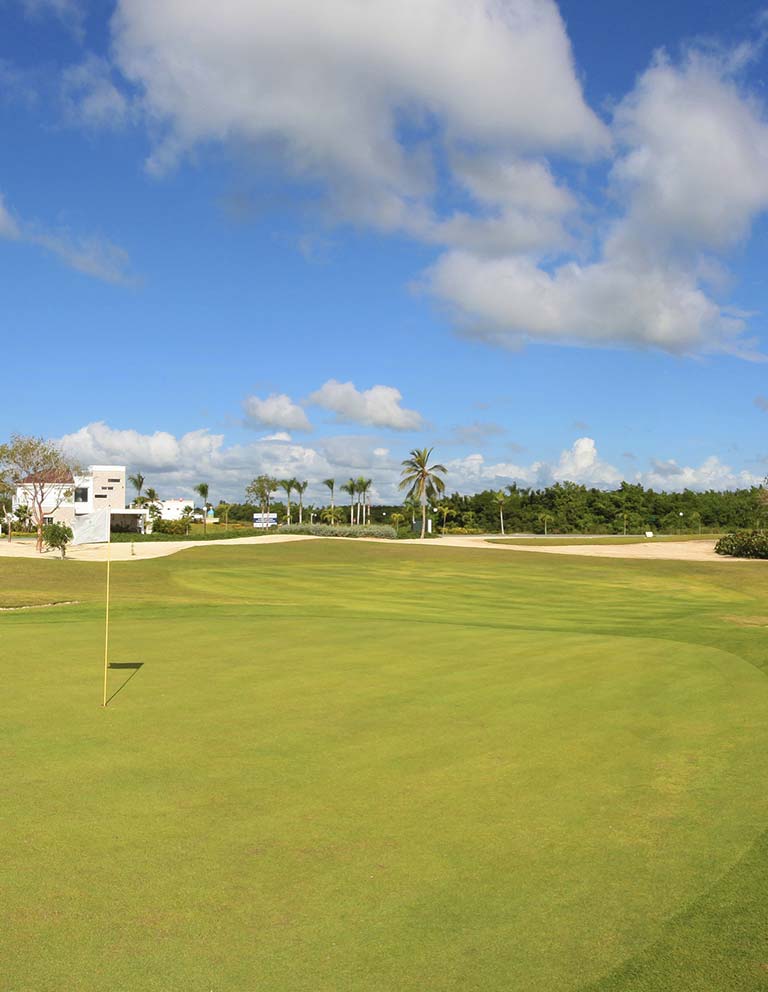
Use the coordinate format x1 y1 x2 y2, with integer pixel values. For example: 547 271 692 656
3 540 768 991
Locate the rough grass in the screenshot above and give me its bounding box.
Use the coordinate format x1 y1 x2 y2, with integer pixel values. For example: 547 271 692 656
3 541 768 991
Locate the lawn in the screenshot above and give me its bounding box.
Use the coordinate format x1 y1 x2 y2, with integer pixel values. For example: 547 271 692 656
3 540 768 991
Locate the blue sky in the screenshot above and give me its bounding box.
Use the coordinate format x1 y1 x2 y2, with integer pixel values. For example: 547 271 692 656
3 0 768 501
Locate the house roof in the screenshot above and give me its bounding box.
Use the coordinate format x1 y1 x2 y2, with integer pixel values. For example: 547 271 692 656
20 469 74 485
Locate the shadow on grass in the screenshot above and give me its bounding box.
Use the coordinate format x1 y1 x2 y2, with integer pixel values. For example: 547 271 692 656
106 662 143 705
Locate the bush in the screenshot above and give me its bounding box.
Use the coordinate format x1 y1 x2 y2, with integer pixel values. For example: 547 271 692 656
151 518 189 535
42 522 73 558
715 531 768 558
279 523 396 539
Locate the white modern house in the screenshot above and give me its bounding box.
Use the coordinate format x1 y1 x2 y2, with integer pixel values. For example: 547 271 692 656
150 498 195 522
13 465 147 533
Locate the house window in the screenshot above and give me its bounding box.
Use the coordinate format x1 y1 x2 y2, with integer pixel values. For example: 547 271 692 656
43 516 53 525
74 487 88 503
95 494 107 499
108 478 121 483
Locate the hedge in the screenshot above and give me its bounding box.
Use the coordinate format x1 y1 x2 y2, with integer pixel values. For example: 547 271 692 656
715 531 768 559
279 523 396 539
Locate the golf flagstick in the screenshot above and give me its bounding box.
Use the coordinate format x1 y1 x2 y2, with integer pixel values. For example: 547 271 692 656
102 524 111 707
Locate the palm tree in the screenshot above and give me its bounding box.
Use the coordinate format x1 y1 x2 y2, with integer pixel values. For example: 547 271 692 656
341 479 356 524
390 511 405 534
323 478 336 524
399 447 447 539
494 490 506 535
435 501 455 535
357 477 372 524
279 478 295 525
294 480 308 524
128 472 145 507
194 482 210 533
538 511 553 536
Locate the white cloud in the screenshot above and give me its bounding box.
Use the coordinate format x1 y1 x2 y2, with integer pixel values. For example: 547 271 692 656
111 0 606 239
612 49 768 251
309 380 424 430
427 251 750 355
57 422 763 502
57 421 404 502
446 436 621 489
638 455 761 491
425 44 768 358
243 393 311 431
261 431 292 442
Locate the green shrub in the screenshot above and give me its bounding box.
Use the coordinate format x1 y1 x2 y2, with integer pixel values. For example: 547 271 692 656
279 523 396 539
715 531 768 558
42 522 73 558
151 518 189 535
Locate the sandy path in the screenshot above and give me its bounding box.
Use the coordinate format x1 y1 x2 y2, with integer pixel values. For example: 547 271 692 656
0 533 746 563
0 534 320 562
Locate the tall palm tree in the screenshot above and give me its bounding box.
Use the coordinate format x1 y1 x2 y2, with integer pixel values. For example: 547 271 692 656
341 479 356 524
494 490 506 535
294 480 308 524
357 477 372 524
538 511 553 536
128 472 145 507
194 482 210 533
399 447 447 539
279 478 295 525
323 478 336 524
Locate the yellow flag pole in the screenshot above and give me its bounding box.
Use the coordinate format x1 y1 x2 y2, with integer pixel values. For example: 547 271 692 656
102 522 112 707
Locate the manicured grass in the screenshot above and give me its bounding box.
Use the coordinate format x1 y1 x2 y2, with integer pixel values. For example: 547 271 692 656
3 541 768 991
489 534 721 546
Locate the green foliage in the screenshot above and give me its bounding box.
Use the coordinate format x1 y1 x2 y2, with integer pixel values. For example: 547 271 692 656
151 518 189 535
429 481 763 535
41 522 73 558
715 531 768 558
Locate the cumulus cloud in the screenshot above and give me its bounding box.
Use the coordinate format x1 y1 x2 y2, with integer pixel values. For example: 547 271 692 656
66 2 766 357
639 455 761 491
57 422 763 501
106 0 605 261
425 44 768 358
309 380 424 430
446 436 621 490
243 393 311 431
57 421 403 502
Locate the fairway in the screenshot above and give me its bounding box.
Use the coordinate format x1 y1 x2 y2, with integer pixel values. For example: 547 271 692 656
4 541 768 991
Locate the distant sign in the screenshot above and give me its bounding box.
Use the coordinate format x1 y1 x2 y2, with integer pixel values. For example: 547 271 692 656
645 531 654 538
253 512 278 529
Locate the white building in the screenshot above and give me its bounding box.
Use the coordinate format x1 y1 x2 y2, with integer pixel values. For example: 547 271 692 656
150 498 196 521
14 465 146 533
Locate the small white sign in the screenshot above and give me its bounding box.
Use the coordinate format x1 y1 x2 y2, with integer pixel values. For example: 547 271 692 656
645 531 654 538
